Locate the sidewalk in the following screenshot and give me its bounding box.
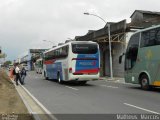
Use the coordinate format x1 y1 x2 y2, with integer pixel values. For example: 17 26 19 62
99 76 125 83
10 77 57 120
5 68 57 120
0 69 33 119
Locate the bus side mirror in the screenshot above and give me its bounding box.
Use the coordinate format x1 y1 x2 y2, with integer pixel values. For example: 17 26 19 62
119 53 125 64
119 55 122 64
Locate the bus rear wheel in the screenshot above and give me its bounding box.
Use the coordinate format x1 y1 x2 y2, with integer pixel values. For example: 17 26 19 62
57 73 63 84
140 74 151 90
79 81 87 85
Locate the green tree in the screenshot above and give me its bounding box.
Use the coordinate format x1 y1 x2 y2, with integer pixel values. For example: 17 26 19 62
0 53 7 58
3 61 12 67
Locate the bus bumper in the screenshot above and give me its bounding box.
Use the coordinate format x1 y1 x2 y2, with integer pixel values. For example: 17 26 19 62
68 74 100 81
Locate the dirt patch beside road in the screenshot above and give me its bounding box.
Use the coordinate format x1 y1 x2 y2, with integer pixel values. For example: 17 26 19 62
0 69 33 119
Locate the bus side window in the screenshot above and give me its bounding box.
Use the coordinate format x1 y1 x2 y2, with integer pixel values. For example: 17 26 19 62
141 29 156 47
155 28 160 45
141 31 149 47
61 46 68 57
125 33 140 70
127 45 138 60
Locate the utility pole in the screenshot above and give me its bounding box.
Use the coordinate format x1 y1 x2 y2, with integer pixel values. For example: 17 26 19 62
84 12 113 79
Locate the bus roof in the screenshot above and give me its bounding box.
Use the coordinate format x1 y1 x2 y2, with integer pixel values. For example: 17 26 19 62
43 41 98 54
132 24 160 35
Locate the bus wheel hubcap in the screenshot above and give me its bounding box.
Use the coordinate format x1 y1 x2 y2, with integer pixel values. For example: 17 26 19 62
142 78 148 87
58 75 60 82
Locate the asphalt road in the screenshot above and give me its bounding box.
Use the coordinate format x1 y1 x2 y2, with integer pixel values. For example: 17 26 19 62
23 71 160 119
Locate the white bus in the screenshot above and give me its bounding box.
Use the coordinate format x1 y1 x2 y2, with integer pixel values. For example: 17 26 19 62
21 63 29 71
35 58 43 74
43 41 100 84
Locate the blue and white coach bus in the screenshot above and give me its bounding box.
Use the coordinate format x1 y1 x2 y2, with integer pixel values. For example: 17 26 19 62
43 41 100 84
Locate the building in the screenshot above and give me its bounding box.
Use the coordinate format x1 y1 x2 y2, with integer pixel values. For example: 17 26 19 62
130 10 160 27
76 20 134 77
75 10 160 77
19 49 47 71
0 46 6 65
0 46 1 54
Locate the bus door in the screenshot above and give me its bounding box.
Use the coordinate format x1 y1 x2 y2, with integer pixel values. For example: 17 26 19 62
125 33 140 83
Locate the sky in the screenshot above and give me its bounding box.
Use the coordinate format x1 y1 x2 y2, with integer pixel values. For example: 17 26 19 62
0 0 159 61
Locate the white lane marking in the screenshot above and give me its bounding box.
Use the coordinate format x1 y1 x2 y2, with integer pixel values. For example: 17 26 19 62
100 85 108 87
14 83 33 114
100 85 118 89
12 81 57 120
107 86 119 88
65 86 79 91
124 103 160 114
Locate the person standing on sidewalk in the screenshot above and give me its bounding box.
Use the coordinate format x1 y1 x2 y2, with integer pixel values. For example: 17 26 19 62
9 67 14 80
21 67 27 84
15 64 23 85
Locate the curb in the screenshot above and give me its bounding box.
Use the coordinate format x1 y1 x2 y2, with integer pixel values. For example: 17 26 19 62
15 86 41 120
21 85 57 120
9 77 57 120
11 80 41 120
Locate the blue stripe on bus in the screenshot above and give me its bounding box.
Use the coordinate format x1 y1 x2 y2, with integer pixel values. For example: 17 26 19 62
46 62 63 80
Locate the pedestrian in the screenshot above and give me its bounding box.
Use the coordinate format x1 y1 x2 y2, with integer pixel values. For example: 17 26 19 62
9 67 14 80
21 67 27 84
11 64 16 81
15 64 23 85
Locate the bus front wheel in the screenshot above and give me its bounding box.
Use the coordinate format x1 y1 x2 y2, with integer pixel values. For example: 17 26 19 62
140 74 151 90
44 72 48 80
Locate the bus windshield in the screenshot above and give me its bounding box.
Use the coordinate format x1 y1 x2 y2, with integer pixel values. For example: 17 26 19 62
72 43 98 54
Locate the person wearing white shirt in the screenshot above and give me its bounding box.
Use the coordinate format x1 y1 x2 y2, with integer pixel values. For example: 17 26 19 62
15 64 23 85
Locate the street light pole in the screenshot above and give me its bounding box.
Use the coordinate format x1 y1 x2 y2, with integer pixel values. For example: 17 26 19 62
84 12 113 79
43 40 55 44
43 40 56 48
107 24 113 79
84 13 107 24
67 38 73 40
